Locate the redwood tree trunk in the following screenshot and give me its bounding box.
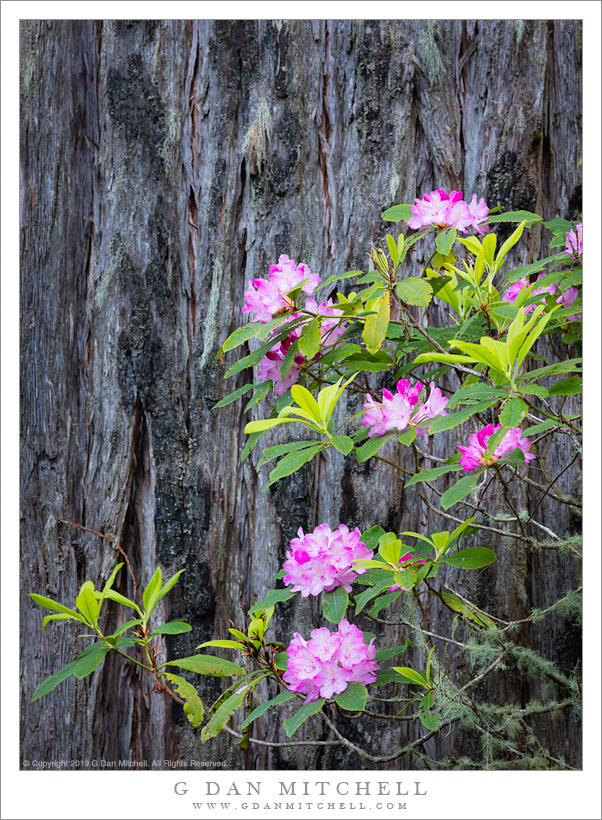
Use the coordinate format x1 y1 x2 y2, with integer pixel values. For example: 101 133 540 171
20 19 582 769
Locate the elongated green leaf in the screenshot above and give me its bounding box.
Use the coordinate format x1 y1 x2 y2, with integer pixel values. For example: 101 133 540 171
212 383 254 409
435 227 456 256
164 673 205 728
31 661 79 703
441 591 496 628
392 667 430 688
283 698 325 737
381 204 412 222
354 578 392 615
386 233 399 266
549 376 582 396
241 690 297 729
220 316 284 354
330 435 354 455
166 654 244 677
244 417 293 434
248 588 296 615
428 399 499 434
413 352 478 366
30 594 88 624
334 682 367 712
405 464 462 487
76 584 100 626
446 383 505 410
363 292 391 354
360 525 386 551
440 472 480 510
397 426 417 446
518 358 582 381
142 568 162 614
41 614 74 631
291 384 322 423
316 270 364 292
150 621 192 636
375 640 415 663
74 642 111 679
356 433 394 463
523 419 558 437
298 318 321 360
487 210 541 225
322 587 349 624
499 398 527 428
369 590 402 615
443 547 497 569
265 444 323 489
257 440 318 468
102 589 141 614
396 277 433 307
244 380 272 411
108 619 144 639
201 682 251 742
196 640 247 651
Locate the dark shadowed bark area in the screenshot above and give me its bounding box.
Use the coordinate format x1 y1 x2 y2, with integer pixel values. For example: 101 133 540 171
20 19 581 769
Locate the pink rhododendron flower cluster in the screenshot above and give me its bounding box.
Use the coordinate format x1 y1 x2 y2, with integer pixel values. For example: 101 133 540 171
458 423 536 472
564 224 582 259
257 298 347 395
242 254 321 322
362 379 448 437
407 188 489 234
283 523 373 596
282 619 380 702
389 552 428 591
501 275 579 320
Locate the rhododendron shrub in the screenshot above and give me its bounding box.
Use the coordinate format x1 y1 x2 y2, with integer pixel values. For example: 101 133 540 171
31 191 582 769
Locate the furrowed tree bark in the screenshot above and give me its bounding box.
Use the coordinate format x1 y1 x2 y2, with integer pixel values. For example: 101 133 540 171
20 19 582 769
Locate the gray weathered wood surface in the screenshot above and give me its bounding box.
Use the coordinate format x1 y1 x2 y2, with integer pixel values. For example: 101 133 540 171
20 19 581 769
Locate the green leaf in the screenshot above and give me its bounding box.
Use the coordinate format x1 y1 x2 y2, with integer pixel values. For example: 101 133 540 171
322 587 349 624
164 673 205 728
369 590 401 616
519 358 582 381
166 654 244 677
443 547 497 569
375 640 415 662
212 383 254 409
248 588 296 615
290 384 322 424
386 233 399 266
29 594 88 623
41 614 74 631
356 433 394 463
441 591 496 628
150 621 192 636
428 399 499 434
334 682 367 712
419 695 440 731
487 210 542 225
142 568 162 614
74 642 111 679
435 227 456 256
298 318 321 360
354 578 393 615
76 584 100 626
196 639 247 651
342 350 395 372
97 563 125 611
283 698 325 737
241 690 297 730
396 277 433 308
244 380 272 411
330 435 354 455
220 316 284 354
446 383 505 410
31 661 79 703
381 203 412 222
497 448 531 466
244 417 293 434
362 292 391 354
523 419 558 437
360 525 386 551
257 440 318 468
405 464 462 487
102 589 141 614
392 667 430 688
154 569 186 610
397 426 417 446
440 472 480 510
499 398 527 428
316 270 364 292
201 680 254 742
275 652 288 671
549 376 582 396
108 619 144 638
265 444 323 488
